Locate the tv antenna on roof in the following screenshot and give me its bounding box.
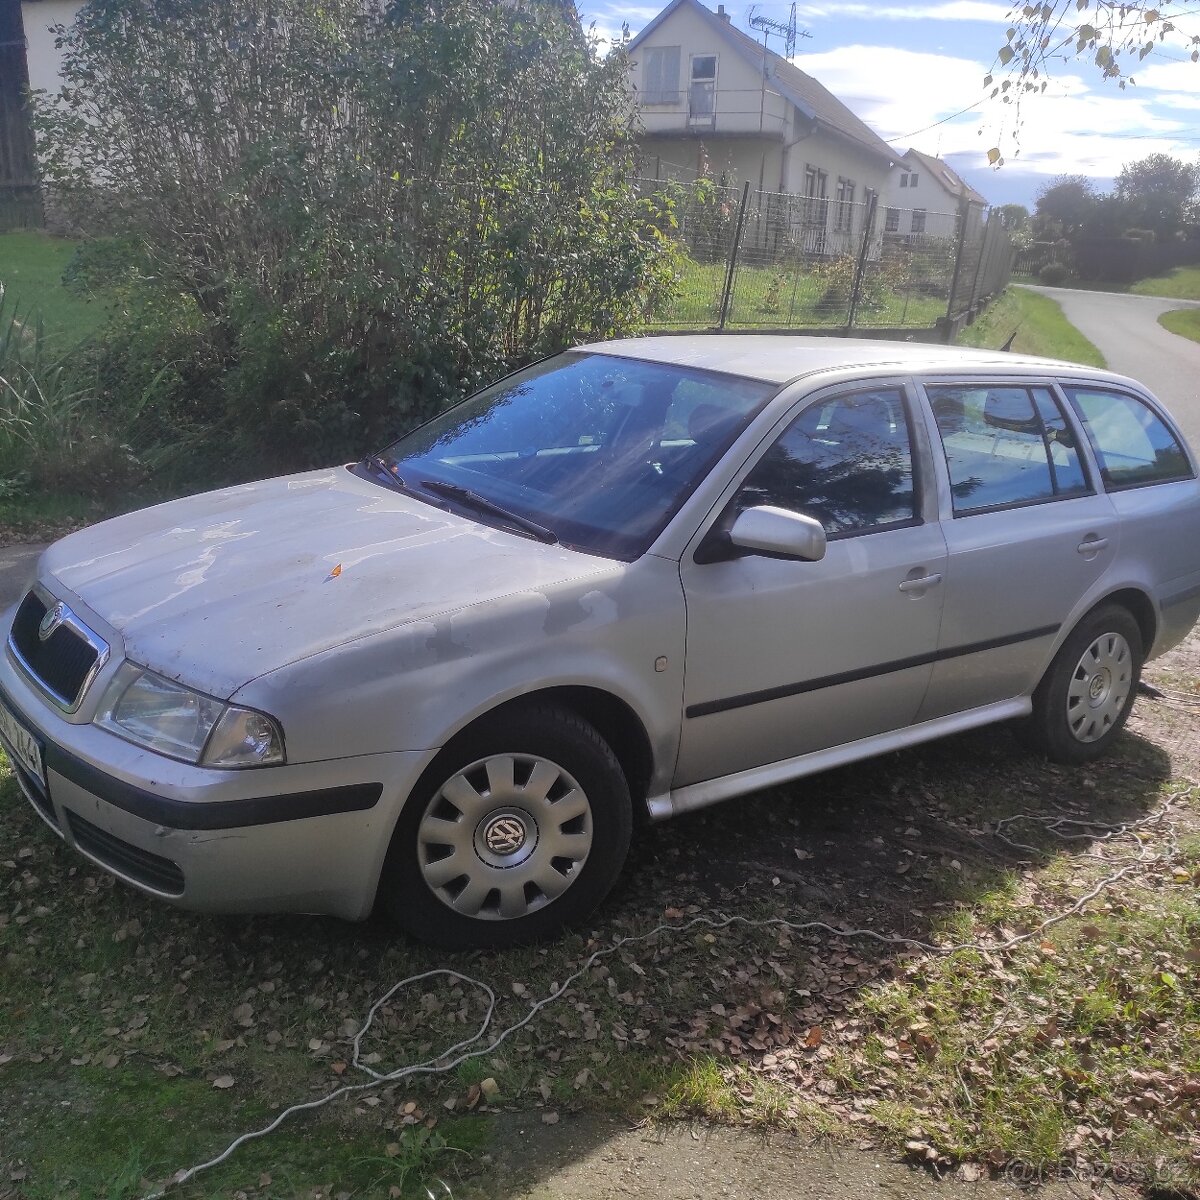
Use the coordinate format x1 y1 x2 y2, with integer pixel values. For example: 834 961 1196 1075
748 3 808 59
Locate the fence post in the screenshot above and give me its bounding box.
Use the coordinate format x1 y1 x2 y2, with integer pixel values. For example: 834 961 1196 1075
718 181 751 331
967 211 994 311
942 198 972 342
846 193 879 334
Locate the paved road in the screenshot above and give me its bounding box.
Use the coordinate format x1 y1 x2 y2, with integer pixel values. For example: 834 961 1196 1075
1025 284 1200 451
0 543 44 609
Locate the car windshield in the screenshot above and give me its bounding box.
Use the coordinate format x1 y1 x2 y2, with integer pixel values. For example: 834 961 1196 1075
375 352 778 560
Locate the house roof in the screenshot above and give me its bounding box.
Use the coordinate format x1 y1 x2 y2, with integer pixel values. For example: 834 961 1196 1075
627 0 896 167
903 148 988 207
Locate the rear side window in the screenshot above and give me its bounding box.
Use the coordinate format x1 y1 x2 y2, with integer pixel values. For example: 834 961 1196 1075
1065 388 1192 490
927 385 1091 515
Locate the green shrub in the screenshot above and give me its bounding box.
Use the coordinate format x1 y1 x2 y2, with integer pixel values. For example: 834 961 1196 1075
35 0 678 483
0 293 138 496
1038 262 1071 285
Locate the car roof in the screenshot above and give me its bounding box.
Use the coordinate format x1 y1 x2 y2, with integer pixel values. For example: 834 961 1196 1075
575 334 1109 388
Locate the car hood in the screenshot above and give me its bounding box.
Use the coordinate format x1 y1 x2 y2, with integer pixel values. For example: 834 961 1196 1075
41 467 617 697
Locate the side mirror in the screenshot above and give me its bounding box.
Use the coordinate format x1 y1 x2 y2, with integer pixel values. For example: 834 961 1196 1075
727 505 827 562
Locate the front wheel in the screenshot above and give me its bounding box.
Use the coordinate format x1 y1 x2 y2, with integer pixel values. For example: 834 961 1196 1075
378 705 632 949
1023 604 1143 764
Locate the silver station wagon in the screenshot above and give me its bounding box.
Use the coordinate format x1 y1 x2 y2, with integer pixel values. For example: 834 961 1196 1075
3 337 1199 947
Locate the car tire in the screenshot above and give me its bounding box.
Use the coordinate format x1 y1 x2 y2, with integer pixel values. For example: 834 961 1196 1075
377 704 633 949
1022 604 1143 764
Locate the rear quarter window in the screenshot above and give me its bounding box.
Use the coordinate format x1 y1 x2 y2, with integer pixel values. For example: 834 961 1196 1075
1066 388 1192 490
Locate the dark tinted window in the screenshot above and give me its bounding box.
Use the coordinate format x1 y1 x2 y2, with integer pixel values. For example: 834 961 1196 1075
736 388 916 536
1065 388 1192 490
928 385 1090 515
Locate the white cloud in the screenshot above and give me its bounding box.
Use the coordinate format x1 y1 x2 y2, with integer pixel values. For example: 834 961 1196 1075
794 1 1013 22
794 44 1198 179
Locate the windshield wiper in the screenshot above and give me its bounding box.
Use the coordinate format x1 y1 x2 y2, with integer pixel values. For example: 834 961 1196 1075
419 479 558 544
362 454 413 494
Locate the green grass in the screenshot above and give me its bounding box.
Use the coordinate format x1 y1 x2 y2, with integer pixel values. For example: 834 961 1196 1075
0 232 104 344
1158 306 1200 344
1131 264 1200 300
653 257 947 331
957 285 1105 367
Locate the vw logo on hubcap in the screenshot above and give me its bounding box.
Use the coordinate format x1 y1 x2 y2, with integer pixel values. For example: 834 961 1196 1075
38 602 67 642
483 814 527 856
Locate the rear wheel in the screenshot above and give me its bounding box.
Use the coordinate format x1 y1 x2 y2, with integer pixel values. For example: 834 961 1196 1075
379 705 632 949
1023 604 1143 764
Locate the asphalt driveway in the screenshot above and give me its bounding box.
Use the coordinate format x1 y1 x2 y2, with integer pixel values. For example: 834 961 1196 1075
1025 284 1200 450
0 543 43 608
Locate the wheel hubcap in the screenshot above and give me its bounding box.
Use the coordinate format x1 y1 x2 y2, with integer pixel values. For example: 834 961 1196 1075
418 753 593 921
1066 631 1132 743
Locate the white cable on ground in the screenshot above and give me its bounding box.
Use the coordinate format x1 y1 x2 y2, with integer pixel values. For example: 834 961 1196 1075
144 792 1188 1199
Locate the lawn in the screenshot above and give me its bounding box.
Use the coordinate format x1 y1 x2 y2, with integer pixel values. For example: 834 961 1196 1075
1132 265 1200 301
1159 306 1200 345
652 257 948 331
956 285 1105 367
3 628 1199 1197
0 231 106 345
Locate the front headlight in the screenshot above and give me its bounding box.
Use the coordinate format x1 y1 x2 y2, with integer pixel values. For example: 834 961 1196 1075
94 663 285 768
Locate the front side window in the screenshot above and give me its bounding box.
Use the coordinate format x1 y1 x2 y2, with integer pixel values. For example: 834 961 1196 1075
642 46 681 104
928 385 1091 515
735 388 916 537
1065 388 1192 490
911 208 927 234
377 353 776 561
884 207 900 232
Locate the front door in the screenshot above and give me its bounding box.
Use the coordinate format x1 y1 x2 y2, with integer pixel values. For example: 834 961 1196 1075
676 384 947 787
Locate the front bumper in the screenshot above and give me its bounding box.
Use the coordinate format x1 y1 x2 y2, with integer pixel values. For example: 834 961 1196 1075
0 648 437 921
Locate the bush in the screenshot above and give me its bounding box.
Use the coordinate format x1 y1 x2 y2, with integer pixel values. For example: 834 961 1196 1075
1038 262 1071 285
0 293 138 496
35 0 677 481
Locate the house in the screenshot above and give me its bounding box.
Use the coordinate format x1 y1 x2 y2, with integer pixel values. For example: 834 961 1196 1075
626 0 897 254
0 0 84 229
882 148 988 240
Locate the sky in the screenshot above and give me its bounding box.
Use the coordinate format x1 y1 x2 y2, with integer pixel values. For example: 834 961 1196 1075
580 0 1200 210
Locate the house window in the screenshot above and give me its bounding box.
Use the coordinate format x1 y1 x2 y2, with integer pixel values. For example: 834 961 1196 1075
642 46 681 104
899 174 908 189
885 207 899 232
909 172 918 187
689 54 718 120
835 177 855 232
911 208 927 234
803 164 828 226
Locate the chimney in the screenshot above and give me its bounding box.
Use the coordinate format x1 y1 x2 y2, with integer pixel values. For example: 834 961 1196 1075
717 4 731 20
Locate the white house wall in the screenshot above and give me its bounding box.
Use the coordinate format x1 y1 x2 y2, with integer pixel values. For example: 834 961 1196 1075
21 1 84 96
882 164 962 238
630 4 793 144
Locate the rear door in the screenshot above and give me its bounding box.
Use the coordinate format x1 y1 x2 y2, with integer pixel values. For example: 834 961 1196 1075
914 379 1119 720
676 381 947 787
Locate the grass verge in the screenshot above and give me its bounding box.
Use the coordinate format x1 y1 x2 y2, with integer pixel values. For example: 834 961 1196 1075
1159 306 1200 345
957 286 1105 367
1132 265 1200 301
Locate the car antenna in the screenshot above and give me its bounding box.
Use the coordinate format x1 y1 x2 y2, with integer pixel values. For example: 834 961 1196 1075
1000 326 1020 351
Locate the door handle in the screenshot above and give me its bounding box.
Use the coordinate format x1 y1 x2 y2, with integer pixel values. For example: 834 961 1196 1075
898 572 943 593
1077 536 1110 555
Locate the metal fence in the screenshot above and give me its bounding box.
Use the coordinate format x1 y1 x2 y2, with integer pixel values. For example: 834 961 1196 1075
639 178 1013 339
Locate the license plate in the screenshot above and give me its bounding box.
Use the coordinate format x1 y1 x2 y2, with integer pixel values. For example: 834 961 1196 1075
0 696 45 790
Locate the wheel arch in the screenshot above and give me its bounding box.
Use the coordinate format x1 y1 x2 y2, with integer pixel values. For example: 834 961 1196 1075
1090 587 1157 655
474 686 655 817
